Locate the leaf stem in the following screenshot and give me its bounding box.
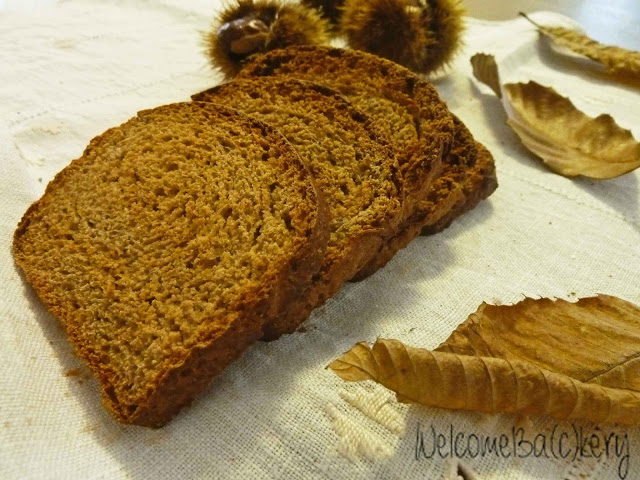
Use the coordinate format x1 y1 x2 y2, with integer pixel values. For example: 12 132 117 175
519 12 541 29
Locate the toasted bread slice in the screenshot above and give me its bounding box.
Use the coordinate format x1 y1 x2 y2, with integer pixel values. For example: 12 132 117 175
193 79 403 338
13 102 329 426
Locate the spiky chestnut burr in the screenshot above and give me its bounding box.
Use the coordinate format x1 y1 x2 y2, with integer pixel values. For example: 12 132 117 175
206 0 330 79
300 0 345 25
340 0 465 74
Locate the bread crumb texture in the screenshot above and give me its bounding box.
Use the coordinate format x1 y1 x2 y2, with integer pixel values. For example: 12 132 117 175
239 46 496 279
13 102 325 426
194 78 403 337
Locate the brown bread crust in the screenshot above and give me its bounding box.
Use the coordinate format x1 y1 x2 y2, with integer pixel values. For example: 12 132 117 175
13 102 329 426
239 46 497 277
423 141 497 234
353 141 495 278
193 79 403 338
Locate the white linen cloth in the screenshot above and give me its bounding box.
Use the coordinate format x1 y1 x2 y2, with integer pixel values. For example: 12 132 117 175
1 2 638 479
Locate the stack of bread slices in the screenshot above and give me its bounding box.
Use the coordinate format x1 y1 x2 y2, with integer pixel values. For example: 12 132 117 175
13 47 496 426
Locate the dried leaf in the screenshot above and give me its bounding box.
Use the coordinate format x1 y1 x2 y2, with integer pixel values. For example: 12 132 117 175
470 53 640 179
470 53 501 98
329 295 640 425
505 82 640 178
437 296 640 391
520 13 640 78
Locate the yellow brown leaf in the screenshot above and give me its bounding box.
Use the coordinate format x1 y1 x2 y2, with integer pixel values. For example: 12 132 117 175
521 13 640 78
505 81 640 178
329 296 640 425
437 296 640 391
470 53 640 179
470 53 502 98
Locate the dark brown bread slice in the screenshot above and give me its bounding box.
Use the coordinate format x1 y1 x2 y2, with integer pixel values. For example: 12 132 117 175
354 120 496 278
353 143 496 278
239 46 497 276
423 141 497 234
13 102 329 426
238 47 452 226
193 79 403 339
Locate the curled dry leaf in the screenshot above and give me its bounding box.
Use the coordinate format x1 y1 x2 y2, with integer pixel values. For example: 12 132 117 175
470 53 501 98
328 295 640 425
471 53 640 179
520 13 640 78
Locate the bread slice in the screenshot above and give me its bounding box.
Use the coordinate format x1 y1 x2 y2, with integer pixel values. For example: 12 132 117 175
193 79 403 339
354 143 497 277
423 140 497 234
13 102 329 426
238 47 452 225
239 46 497 276
354 120 497 278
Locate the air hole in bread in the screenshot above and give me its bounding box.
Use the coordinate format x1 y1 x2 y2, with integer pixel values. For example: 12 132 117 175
283 212 293 231
221 206 232 219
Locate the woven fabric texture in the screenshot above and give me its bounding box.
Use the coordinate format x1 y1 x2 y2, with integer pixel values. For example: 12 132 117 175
1 2 638 479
